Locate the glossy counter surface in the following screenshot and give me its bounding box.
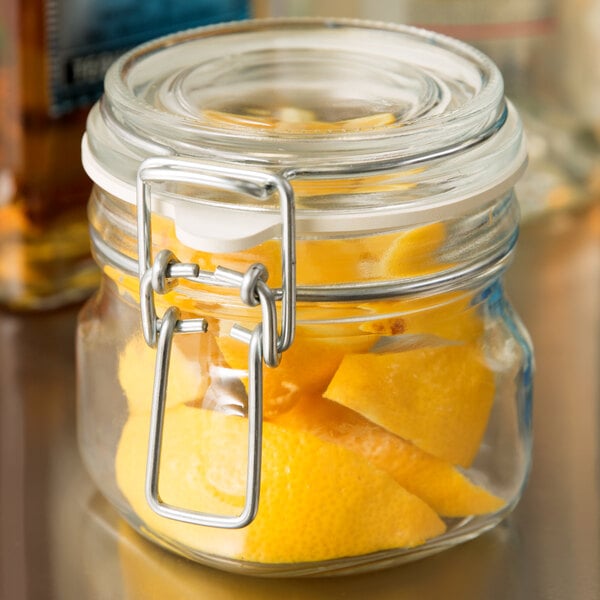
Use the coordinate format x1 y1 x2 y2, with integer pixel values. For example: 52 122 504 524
1 205 599 600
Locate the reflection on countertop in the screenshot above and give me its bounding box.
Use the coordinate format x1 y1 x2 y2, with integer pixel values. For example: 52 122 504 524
0 203 598 600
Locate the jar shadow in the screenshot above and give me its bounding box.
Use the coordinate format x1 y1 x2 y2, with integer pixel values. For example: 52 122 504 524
81 491 528 600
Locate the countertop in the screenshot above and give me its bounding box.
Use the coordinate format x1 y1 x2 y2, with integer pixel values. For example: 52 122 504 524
1 204 598 600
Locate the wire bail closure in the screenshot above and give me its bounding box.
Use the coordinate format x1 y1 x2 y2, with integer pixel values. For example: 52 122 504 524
136 156 296 529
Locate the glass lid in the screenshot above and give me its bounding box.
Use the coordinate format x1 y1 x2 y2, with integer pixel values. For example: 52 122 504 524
83 18 526 251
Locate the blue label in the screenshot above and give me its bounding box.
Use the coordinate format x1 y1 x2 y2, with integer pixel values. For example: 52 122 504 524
46 0 249 116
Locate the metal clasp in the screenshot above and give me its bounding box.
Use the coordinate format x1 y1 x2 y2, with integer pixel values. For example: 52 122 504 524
136 157 296 529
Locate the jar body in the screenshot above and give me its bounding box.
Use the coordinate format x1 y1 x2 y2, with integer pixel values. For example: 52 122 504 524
77 187 533 576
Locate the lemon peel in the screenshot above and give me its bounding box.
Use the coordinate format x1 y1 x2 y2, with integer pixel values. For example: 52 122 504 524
116 405 446 564
359 291 485 342
324 344 496 467
118 334 209 414
273 395 504 517
216 330 375 418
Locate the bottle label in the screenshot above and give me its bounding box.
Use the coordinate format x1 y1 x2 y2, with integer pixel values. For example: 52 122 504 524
45 0 249 116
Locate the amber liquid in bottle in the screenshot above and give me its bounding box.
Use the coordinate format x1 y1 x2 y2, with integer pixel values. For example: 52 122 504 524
0 0 98 310
1 0 252 310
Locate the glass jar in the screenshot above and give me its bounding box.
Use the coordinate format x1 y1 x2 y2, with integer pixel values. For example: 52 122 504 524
77 19 533 577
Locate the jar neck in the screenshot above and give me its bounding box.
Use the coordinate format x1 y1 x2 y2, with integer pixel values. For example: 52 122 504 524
89 185 519 303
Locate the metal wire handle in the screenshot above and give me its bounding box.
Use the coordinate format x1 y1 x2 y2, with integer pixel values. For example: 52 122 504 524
136 156 296 528
145 308 263 528
137 156 296 352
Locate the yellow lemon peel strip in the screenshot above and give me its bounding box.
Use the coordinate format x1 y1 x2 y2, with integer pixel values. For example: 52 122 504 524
216 329 375 418
119 334 210 414
324 344 496 467
359 292 485 342
116 405 446 564
273 395 504 517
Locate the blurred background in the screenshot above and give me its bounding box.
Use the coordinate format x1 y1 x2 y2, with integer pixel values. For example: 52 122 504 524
1 0 599 311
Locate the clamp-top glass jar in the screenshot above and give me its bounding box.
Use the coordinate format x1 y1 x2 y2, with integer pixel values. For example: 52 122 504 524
77 19 533 577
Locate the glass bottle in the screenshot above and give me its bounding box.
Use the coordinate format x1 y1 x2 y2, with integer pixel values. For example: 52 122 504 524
0 0 249 310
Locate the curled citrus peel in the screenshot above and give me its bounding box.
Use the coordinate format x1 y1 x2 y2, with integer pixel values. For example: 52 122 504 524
216 326 375 418
116 405 446 564
324 344 496 468
272 394 504 517
118 333 212 414
359 292 485 342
